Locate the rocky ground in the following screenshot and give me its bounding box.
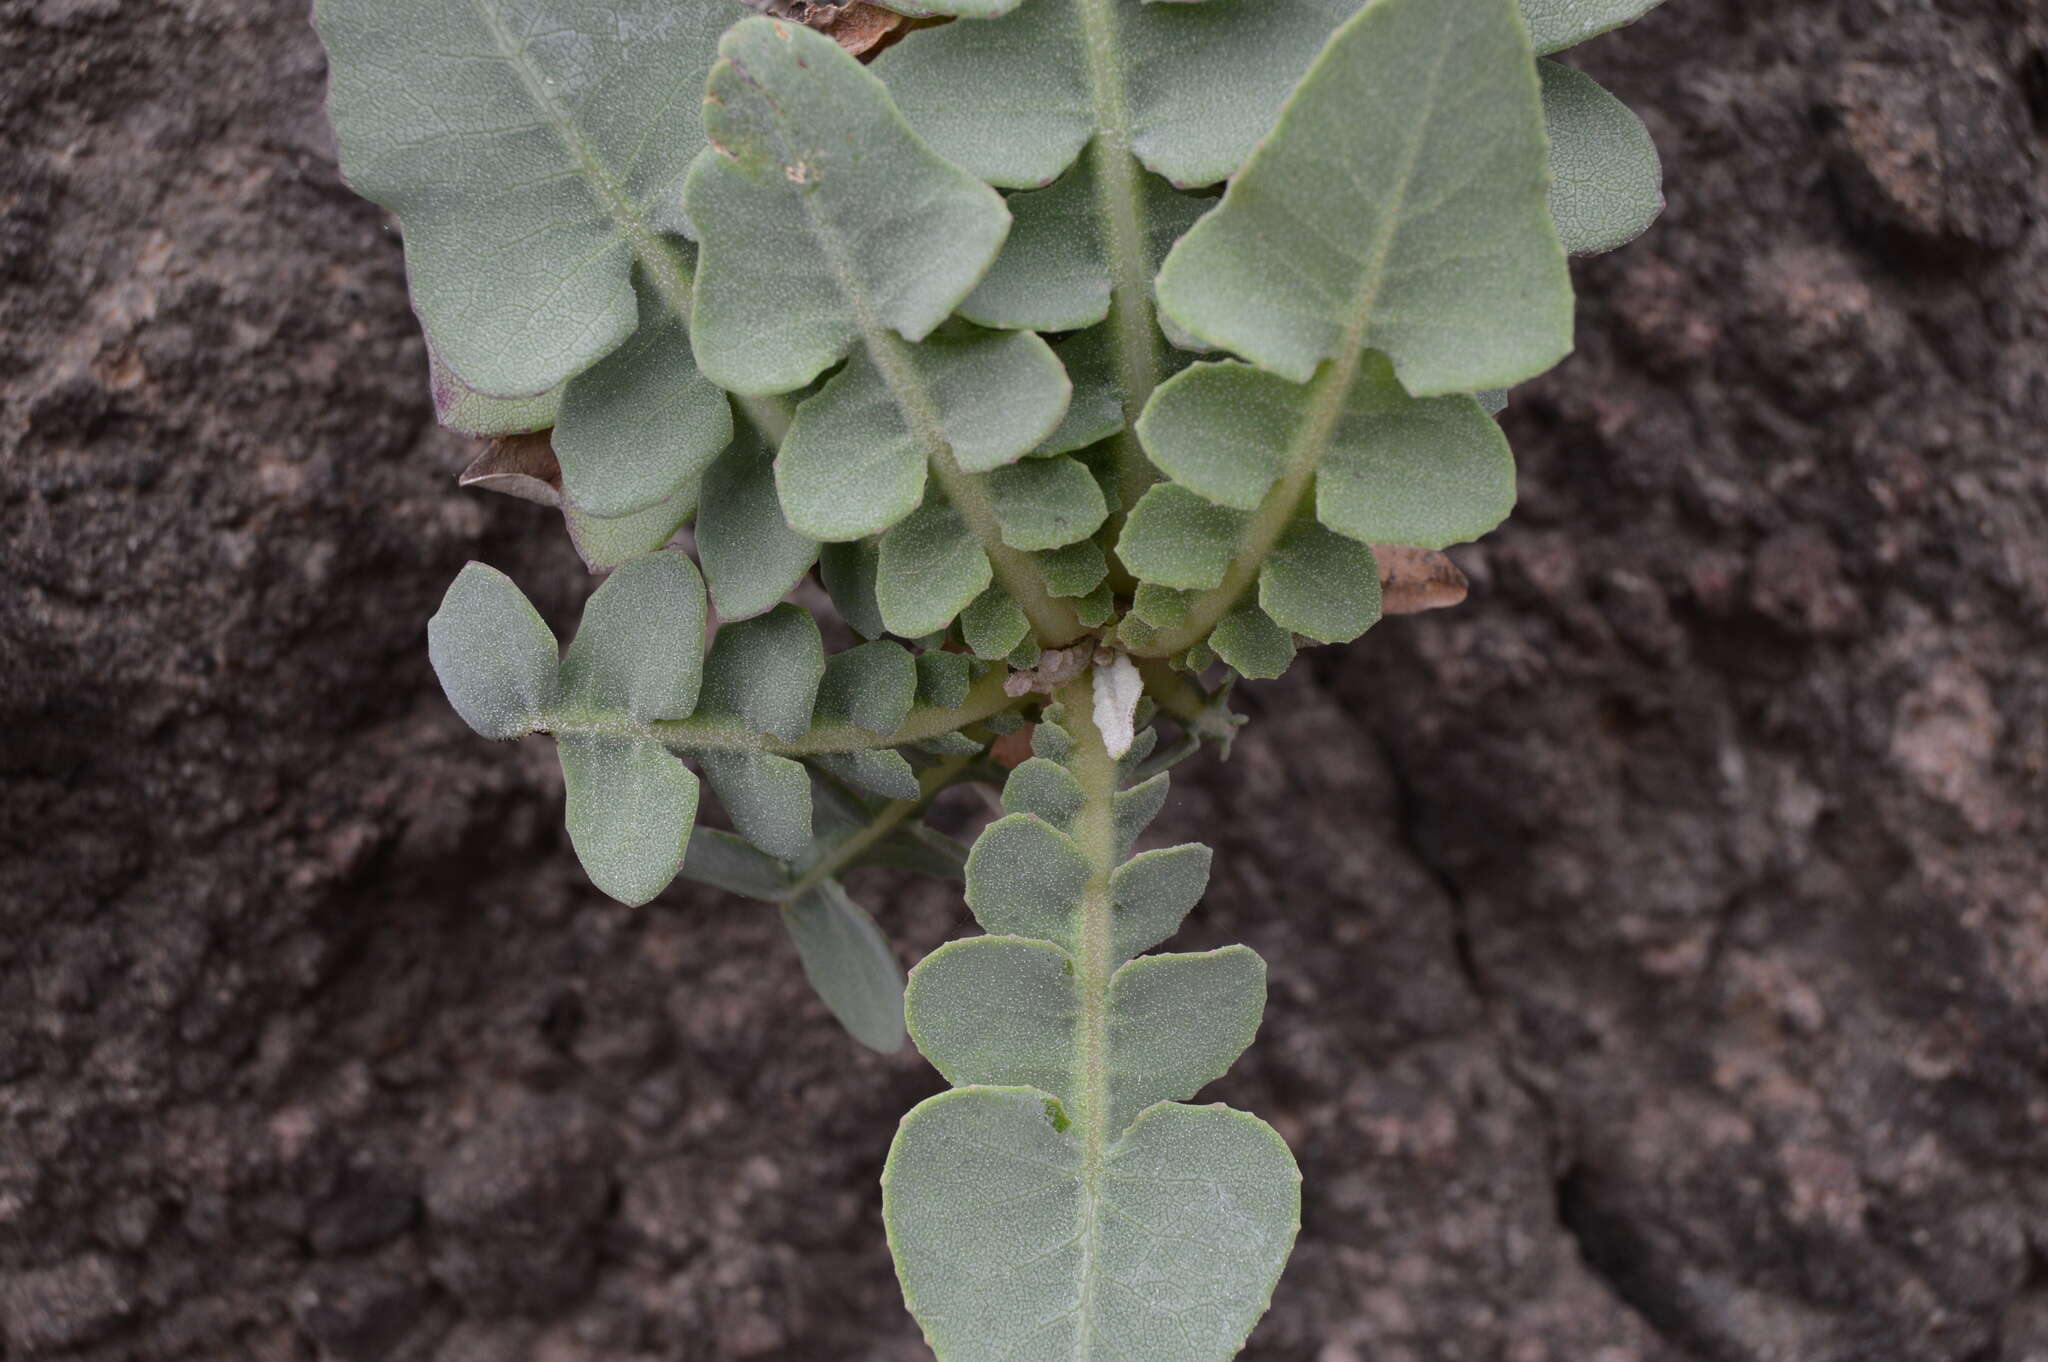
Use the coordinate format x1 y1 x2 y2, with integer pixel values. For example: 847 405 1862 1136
3 0 2045 1358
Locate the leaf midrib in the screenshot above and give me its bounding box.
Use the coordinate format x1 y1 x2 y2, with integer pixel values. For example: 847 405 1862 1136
469 0 696 323
1133 23 1458 659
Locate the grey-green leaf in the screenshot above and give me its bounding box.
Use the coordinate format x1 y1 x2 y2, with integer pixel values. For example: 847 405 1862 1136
776 331 1071 541
558 733 699 907
987 458 1110 551
315 0 725 396
908 937 1080 1106
1260 518 1382 645
685 19 1010 394
700 605 827 742
782 881 907 1053
430 351 559 437
884 1088 1302 1362
700 751 813 860
958 586 1032 661
563 490 690 574
960 159 1207 332
553 278 732 518
1106 946 1266 1132
427 563 561 740
680 826 790 901
559 552 707 722
1155 0 1572 394
816 641 918 737
871 0 1367 189
1209 605 1296 681
696 431 821 623
820 540 888 640
876 492 994 638
1520 0 1665 55
1116 484 1249 591
1109 843 1213 964
963 814 1093 950
1540 60 1664 255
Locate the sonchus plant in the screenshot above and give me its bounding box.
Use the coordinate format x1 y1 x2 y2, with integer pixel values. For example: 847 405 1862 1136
316 0 1665 1353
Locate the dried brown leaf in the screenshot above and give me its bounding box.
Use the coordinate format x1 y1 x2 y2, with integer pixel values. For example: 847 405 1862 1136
1374 544 1469 615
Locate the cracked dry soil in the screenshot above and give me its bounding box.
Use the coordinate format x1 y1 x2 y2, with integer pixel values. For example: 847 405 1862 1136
4 1 2047 1359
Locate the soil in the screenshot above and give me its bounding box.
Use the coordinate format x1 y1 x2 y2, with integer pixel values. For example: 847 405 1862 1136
3 1 2046 1359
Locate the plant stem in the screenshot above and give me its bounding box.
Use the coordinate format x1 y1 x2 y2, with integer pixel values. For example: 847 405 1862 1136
547 667 1022 755
1056 672 1121 1335
1075 0 1164 521
782 749 978 900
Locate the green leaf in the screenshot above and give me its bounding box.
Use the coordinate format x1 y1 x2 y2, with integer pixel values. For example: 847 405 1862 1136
987 458 1110 551
700 605 827 742
429 351 559 437
960 159 1206 332
958 586 1031 661
1114 773 1172 859
315 0 725 396
1155 0 1571 395
812 749 922 801
884 1088 1301 1362
1209 606 1295 681
553 277 732 518
558 733 699 907
680 826 791 901
782 881 907 1054
964 814 1095 950
1311 357 1516 549
1105 946 1267 1130
1520 0 1665 55
820 540 887 640
816 641 918 737
685 19 1009 395
916 651 975 711
1000 758 1087 829
696 430 821 623
1259 518 1382 645
1109 843 1214 964
558 552 707 722
1117 485 1248 591
871 0 1366 189
1035 540 1110 599
700 751 813 860
1131 583 1193 630
1033 331 1127 458
907 937 1079 1104
1540 60 1664 255
427 563 560 740
775 330 1071 541
877 492 994 638
563 489 690 574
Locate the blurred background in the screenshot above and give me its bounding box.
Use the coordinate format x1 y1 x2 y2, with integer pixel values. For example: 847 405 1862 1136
4 1 2045 1358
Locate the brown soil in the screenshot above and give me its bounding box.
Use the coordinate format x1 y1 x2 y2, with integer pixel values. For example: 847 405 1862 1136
4 1 2046 1359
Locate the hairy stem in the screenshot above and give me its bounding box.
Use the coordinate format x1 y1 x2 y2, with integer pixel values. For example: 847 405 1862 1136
1056 672 1122 1338
1075 0 1163 519
546 666 1021 755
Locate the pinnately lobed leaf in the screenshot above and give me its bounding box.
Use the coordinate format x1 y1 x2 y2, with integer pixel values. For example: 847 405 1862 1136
887 698 1300 1362
1155 0 1572 395
685 18 1009 394
315 0 730 398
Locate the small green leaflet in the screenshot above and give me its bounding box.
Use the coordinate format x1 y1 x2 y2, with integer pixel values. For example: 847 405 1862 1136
1540 60 1665 255
427 563 561 741
782 882 907 1054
